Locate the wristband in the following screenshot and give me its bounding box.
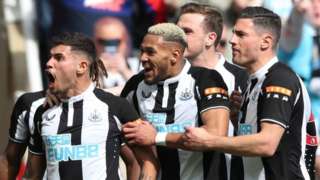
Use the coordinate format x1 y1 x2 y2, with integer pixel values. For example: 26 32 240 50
155 132 167 146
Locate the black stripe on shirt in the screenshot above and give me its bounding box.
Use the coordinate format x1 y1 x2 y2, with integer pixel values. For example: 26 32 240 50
58 101 83 180
105 113 121 180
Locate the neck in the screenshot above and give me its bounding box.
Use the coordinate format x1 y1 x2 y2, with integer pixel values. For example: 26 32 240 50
248 52 276 74
61 78 92 99
170 59 186 78
189 48 220 69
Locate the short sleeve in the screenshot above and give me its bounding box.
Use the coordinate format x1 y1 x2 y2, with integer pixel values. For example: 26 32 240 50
116 97 140 124
191 67 230 113
257 67 300 127
28 106 46 155
8 94 29 143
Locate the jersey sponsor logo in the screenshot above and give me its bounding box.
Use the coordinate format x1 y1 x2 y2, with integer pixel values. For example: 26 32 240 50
265 86 292 96
144 113 192 133
44 134 100 162
88 110 102 122
204 87 228 96
142 90 152 98
238 124 252 135
179 88 193 101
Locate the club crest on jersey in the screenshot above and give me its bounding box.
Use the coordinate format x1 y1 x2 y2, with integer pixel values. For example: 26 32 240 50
180 88 193 101
142 90 152 98
88 110 102 122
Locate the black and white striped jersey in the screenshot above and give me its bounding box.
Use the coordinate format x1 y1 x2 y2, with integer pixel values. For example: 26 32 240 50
29 84 139 180
9 91 45 145
230 57 314 180
121 61 230 180
214 54 248 180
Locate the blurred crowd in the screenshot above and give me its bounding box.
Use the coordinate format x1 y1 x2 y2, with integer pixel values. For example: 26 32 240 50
29 0 320 122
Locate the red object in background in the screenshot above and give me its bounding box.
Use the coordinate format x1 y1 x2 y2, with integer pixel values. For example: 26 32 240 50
146 0 167 23
16 162 26 180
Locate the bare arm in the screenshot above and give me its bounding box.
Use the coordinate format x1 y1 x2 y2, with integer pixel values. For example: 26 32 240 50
183 121 285 156
28 153 46 180
0 141 27 180
280 0 310 52
123 108 229 150
130 145 159 180
120 144 141 180
166 108 229 149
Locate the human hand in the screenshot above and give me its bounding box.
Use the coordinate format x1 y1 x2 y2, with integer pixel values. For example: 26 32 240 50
43 89 60 107
100 53 128 71
122 120 157 146
292 0 311 14
182 127 214 151
230 90 243 127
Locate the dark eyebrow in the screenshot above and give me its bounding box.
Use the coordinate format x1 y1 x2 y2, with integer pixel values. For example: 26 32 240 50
49 53 64 60
181 27 193 33
140 46 156 53
232 29 248 36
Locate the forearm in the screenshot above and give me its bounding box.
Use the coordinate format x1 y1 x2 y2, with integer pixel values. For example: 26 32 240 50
120 68 134 80
0 155 9 180
126 162 141 180
209 133 274 157
0 150 25 180
132 146 159 180
280 7 305 52
28 153 46 180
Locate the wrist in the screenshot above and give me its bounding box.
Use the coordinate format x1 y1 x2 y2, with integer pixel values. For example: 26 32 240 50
155 132 167 146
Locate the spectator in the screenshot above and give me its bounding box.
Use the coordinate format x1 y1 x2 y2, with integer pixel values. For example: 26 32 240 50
94 16 140 95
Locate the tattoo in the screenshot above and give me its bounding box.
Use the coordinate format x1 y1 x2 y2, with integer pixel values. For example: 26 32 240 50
139 170 154 180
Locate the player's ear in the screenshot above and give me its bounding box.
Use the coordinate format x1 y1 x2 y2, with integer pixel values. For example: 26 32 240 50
205 32 217 47
260 33 273 50
171 48 183 64
77 60 89 75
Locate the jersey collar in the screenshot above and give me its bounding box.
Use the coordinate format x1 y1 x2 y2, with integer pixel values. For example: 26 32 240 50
250 56 278 80
158 60 191 85
61 83 95 103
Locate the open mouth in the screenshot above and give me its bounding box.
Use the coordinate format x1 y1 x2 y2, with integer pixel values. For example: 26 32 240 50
46 71 55 84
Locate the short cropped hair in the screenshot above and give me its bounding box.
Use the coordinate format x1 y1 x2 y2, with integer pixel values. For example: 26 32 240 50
239 7 281 50
179 2 223 47
147 23 188 49
50 32 107 86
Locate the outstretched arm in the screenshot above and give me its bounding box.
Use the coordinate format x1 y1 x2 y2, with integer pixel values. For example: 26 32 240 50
183 121 285 156
123 107 229 150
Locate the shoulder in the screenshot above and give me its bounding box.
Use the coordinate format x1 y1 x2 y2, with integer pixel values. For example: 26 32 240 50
121 71 144 97
14 91 45 110
188 66 223 80
265 62 299 84
223 61 249 78
188 66 226 87
94 88 130 105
